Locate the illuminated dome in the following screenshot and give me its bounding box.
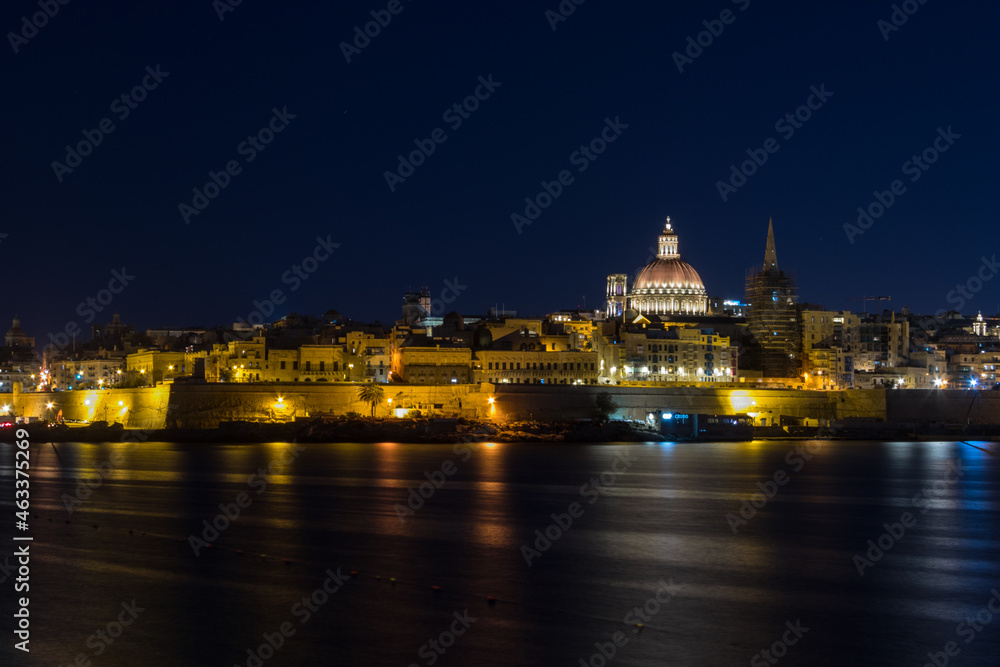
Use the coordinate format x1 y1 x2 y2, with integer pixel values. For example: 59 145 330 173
607 218 708 317
634 259 704 292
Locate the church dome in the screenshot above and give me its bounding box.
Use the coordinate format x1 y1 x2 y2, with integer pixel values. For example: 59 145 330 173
5 316 31 348
634 258 704 292
607 217 709 317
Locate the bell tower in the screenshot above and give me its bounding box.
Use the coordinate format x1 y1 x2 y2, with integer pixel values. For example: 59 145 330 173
606 274 627 317
657 217 680 259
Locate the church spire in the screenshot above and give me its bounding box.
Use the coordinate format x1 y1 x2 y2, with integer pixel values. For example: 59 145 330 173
764 218 778 272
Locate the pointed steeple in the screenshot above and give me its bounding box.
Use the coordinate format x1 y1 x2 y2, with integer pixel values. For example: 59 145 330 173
764 218 778 272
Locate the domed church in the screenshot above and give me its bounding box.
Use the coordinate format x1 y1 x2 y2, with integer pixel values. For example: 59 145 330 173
606 218 708 317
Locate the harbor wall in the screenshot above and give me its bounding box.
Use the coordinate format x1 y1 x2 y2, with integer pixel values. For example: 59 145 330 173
490 385 884 423
885 389 1000 426
9 383 998 430
10 382 488 429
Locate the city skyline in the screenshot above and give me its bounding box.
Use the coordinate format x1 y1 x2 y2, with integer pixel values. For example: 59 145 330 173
2 215 994 346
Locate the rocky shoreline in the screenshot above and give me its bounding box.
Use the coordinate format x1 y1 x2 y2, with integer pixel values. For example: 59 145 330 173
8 417 999 445
9 417 668 444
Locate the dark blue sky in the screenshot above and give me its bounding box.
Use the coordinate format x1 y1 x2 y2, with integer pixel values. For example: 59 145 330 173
3 1 998 342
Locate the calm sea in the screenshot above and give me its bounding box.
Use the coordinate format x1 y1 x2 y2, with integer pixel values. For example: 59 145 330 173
0 439 998 666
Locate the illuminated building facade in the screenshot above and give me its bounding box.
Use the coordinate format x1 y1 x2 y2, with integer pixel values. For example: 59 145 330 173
473 349 599 385
392 344 472 384
127 350 186 381
54 355 126 389
800 310 859 389
973 311 988 336
597 325 736 384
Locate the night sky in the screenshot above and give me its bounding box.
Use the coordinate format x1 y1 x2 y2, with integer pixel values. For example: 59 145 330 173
3 1 998 343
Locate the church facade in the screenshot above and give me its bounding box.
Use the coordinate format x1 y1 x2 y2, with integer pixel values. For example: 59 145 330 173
606 218 708 318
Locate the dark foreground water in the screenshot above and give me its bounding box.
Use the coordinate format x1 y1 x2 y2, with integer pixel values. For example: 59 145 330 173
1 438 998 666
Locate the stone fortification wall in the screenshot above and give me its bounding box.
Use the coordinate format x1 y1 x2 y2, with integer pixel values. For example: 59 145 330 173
13 383 997 430
11 382 489 428
886 389 1000 425
490 385 886 423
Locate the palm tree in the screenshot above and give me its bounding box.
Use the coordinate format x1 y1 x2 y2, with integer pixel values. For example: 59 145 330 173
357 383 385 417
